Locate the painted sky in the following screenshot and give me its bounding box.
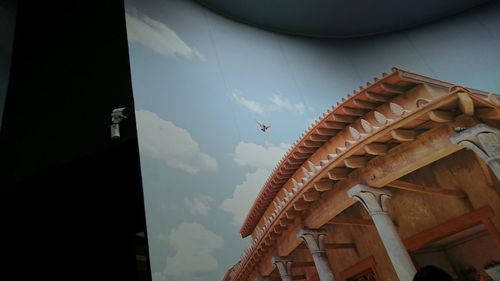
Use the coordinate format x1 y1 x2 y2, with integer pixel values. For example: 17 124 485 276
124 1 500 280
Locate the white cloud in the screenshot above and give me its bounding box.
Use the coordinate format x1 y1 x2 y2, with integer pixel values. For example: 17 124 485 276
221 142 289 225
232 90 264 115
152 272 166 281
125 10 204 60
165 222 224 277
234 142 289 169
294 102 307 114
220 168 271 226
269 94 312 114
231 91 313 116
270 94 292 110
156 233 167 241
184 195 213 216
136 110 217 174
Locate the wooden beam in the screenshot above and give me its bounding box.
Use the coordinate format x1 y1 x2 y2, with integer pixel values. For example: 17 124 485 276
339 256 376 280
328 168 348 180
304 177 359 230
310 134 331 142
362 117 477 187
477 107 500 120
303 191 321 202
404 206 495 251
326 243 357 250
381 82 407 94
328 217 374 226
391 129 417 142
258 246 278 276
354 99 378 110
342 107 365 116
428 110 455 123
331 114 357 123
344 156 366 168
270 229 281 239
386 180 465 197
276 219 303 257
324 121 345 130
296 243 357 250
366 91 392 102
279 218 289 228
292 261 315 268
364 143 388 155
287 157 304 165
297 146 317 154
292 151 309 159
303 140 322 148
482 216 500 248
313 180 334 192
285 209 298 220
273 224 285 234
293 200 309 211
316 128 338 136
458 92 474 116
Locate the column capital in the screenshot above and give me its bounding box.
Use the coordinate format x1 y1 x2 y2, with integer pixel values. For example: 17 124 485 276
450 123 500 160
348 184 392 216
297 227 327 253
272 256 293 279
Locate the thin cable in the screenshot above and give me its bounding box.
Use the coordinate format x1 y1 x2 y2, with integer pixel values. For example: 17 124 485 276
343 41 363 84
275 35 313 118
203 9 243 142
405 33 438 78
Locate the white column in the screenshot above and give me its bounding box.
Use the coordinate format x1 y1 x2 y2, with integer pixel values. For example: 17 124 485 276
297 228 335 281
272 256 293 281
348 184 416 280
450 123 500 179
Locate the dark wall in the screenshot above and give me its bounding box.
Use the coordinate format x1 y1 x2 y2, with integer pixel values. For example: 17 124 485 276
0 0 16 129
1 1 139 186
0 1 150 280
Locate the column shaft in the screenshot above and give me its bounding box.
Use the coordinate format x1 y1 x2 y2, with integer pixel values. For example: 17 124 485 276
298 228 335 281
311 252 335 281
371 212 416 280
272 256 293 281
348 184 416 280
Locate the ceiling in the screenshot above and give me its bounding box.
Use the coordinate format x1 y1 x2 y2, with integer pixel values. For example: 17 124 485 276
195 0 492 38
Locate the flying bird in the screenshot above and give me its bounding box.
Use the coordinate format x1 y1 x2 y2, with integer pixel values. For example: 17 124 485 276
256 120 270 132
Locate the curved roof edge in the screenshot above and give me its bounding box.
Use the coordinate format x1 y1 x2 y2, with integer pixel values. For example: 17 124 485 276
239 67 490 237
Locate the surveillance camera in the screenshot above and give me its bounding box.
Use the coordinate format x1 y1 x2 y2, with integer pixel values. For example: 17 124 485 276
111 107 130 123
110 107 130 139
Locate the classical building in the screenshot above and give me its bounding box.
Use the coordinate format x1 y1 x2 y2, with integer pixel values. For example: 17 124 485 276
222 68 500 281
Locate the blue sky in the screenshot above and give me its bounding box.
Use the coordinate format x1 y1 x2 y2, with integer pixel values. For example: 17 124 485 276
124 1 500 280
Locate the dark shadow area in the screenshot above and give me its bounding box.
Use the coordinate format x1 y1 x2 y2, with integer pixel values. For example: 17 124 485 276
0 1 151 280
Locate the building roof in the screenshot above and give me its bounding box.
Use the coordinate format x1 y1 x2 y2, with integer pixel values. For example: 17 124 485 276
239 67 491 237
